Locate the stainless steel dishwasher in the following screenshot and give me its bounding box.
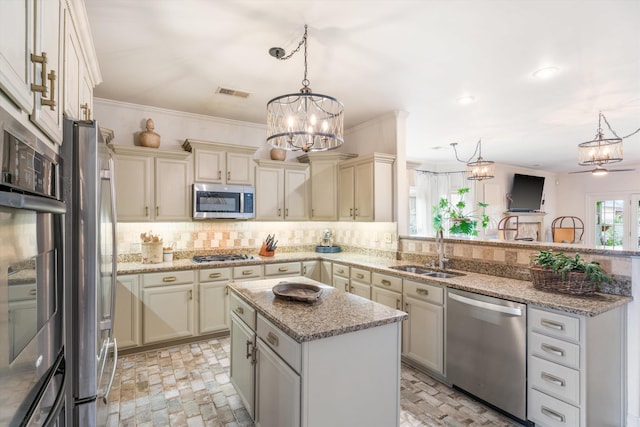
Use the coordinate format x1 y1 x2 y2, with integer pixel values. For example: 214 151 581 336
446 288 527 423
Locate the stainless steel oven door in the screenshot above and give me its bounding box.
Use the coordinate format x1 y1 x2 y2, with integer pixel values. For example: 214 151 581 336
0 191 66 426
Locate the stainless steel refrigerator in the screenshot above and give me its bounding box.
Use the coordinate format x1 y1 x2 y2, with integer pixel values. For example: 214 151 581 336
62 117 118 427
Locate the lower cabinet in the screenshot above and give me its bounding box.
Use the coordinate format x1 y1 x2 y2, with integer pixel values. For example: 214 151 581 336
113 275 140 349
371 272 402 310
302 260 321 281
198 267 232 335
402 279 444 375
230 314 256 417
142 271 196 345
349 267 371 299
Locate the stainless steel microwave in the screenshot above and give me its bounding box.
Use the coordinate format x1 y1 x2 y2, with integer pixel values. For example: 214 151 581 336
193 183 255 219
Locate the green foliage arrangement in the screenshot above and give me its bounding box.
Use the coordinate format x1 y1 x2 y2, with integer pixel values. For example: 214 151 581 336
432 187 489 237
531 250 612 285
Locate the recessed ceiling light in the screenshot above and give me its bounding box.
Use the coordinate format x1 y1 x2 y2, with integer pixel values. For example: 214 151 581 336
457 95 476 105
532 66 560 79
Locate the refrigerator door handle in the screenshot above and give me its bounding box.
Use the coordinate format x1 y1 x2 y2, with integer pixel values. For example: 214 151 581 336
102 338 118 404
107 159 118 331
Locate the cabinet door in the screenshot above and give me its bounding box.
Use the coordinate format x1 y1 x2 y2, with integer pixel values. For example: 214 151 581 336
142 284 194 344
63 9 81 120
284 167 309 220
113 154 152 221
226 152 253 185
349 281 371 300
354 162 374 221
31 0 64 143
338 166 355 220
155 157 191 220
402 295 444 374
194 149 224 183
310 161 338 220
372 287 402 310
113 275 140 349
302 260 320 281
333 275 349 293
255 338 300 427
199 282 229 334
230 315 256 419
0 0 33 112
320 260 332 285
255 166 284 220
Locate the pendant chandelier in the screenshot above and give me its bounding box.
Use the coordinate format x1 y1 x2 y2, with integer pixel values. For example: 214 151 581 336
577 112 624 167
266 25 344 152
451 140 495 181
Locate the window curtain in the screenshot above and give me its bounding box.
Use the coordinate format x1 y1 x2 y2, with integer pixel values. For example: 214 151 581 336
413 170 472 236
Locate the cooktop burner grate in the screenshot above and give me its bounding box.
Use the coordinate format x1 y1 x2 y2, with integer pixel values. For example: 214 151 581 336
192 254 257 263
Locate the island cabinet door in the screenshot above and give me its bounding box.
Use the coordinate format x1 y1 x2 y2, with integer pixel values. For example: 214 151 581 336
255 338 301 427
230 314 256 419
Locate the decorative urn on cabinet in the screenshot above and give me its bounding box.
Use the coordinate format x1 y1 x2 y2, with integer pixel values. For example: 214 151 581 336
139 118 161 148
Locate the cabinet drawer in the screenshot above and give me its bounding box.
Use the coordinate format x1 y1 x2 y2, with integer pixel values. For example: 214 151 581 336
530 356 580 406
230 292 256 330
333 275 350 292
529 389 580 427
257 314 301 373
264 262 301 276
404 279 443 305
350 267 371 283
199 267 232 283
143 270 194 287
372 272 402 293
530 332 580 370
530 307 580 342
233 265 263 279
333 263 349 278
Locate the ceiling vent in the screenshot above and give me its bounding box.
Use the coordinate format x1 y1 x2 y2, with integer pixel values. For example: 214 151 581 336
216 87 250 98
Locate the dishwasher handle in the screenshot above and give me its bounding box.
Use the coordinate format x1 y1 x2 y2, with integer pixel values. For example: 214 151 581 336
448 292 523 316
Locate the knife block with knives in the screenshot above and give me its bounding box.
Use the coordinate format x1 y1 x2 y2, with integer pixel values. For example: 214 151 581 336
259 234 277 257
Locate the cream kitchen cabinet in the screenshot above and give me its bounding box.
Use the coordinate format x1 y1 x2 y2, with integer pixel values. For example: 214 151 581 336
141 271 196 345
230 292 257 419
113 275 140 349
183 139 256 185
402 279 445 376
302 260 321 281
265 261 302 278
298 152 357 220
63 6 95 121
255 159 309 221
198 267 232 335
349 266 371 299
527 306 624 427
338 153 395 222
371 272 402 310
332 262 350 292
110 145 192 222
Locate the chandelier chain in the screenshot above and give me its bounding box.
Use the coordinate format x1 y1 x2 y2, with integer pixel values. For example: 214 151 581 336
452 140 482 164
275 25 309 87
600 112 640 139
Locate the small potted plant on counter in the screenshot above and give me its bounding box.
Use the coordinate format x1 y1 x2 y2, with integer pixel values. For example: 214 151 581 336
530 250 612 296
432 187 489 237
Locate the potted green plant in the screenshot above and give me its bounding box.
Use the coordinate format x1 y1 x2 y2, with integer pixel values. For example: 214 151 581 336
432 187 489 237
530 250 612 296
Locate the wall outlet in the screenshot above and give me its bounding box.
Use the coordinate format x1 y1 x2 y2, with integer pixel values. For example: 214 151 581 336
383 233 393 244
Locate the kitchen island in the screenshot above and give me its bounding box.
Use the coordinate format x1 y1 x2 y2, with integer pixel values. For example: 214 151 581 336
228 276 407 427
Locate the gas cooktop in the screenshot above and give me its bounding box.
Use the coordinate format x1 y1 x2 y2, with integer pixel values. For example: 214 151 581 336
192 254 258 263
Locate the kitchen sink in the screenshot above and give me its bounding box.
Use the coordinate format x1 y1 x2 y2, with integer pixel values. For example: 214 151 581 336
389 265 465 278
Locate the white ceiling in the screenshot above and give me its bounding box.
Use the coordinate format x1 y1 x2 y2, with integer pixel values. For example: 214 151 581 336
84 0 640 172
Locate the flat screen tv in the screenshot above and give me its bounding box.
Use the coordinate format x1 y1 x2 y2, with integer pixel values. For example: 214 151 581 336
509 173 545 212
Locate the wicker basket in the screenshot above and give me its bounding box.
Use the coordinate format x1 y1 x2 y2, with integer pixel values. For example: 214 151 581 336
529 266 596 296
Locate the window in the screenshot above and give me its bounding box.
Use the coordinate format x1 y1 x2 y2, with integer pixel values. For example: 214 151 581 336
587 193 640 250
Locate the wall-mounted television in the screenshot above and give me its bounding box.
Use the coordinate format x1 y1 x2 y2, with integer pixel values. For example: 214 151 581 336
509 173 545 212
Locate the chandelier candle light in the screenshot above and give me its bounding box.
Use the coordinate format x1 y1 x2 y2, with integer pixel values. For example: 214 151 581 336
266 25 344 152
451 140 495 181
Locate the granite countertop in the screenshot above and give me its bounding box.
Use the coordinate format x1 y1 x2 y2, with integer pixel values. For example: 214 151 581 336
116 251 632 317
229 276 408 343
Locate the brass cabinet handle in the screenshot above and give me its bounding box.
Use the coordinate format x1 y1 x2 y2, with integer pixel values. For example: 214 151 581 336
354 207 359 217
381 279 391 286
242 270 253 276
162 276 177 282
246 340 253 359
541 319 565 331
29 289 37 296
303 265 307 275
277 208 281 217
145 206 149 216
541 372 566 387
311 208 314 217
278 266 288 272
30 52 49 94
235 306 244 315
344 284 349 292
285 208 289 217
416 288 429 296
188 289 193 300
356 273 364 279
218 170 222 180
227 171 231 181
266 332 279 347
42 70 56 110
156 206 159 216
80 103 91 120
349 208 353 217
541 406 566 423
396 299 401 310
541 343 565 357
337 268 345 274
209 272 222 279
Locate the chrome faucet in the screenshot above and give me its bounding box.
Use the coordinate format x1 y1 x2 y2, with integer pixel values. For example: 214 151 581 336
435 229 449 270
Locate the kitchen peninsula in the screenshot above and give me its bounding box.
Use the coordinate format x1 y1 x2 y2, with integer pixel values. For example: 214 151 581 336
228 276 407 427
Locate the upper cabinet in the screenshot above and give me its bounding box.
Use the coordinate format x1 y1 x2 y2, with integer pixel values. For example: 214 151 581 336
254 160 309 221
0 0 99 144
339 153 395 222
110 145 192 222
298 152 357 221
183 139 257 185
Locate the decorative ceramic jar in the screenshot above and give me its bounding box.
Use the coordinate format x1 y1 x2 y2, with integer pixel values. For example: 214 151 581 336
270 148 286 161
139 118 161 148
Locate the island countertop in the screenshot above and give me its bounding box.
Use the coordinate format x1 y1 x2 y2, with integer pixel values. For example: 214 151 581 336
228 276 408 343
